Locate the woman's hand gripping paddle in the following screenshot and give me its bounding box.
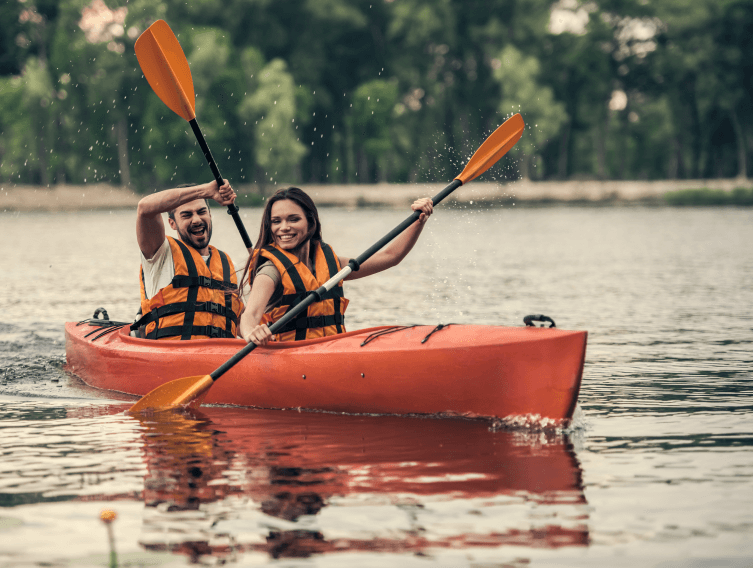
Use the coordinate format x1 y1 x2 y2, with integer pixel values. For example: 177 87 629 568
128 113 525 414
135 20 253 251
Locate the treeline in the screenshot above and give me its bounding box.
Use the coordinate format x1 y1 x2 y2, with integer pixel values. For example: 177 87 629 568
0 0 751 192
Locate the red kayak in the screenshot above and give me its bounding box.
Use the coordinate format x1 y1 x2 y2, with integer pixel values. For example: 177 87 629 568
65 317 586 422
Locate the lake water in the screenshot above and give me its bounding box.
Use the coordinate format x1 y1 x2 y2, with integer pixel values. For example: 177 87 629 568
1 204 752 567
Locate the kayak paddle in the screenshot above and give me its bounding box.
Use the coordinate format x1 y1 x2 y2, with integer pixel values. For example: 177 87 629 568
135 20 253 251
128 112 525 413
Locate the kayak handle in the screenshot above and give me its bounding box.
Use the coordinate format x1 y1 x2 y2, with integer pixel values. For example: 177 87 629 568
523 314 556 328
93 307 110 321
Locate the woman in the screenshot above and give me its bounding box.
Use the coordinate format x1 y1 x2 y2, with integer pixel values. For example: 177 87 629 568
239 187 433 345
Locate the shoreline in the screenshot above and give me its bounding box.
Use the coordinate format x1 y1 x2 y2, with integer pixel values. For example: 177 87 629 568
1 178 751 211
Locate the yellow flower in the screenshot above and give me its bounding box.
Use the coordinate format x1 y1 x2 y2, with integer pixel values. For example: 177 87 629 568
99 509 117 524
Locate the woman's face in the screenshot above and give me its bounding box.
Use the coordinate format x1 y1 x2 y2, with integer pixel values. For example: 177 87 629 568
269 199 310 251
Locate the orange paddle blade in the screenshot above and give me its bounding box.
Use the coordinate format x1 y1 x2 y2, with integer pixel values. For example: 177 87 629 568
135 20 196 121
455 113 525 184
129 374 213 413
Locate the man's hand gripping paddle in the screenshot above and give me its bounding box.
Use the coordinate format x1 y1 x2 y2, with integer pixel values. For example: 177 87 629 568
128 113 525 413
135 20 253 251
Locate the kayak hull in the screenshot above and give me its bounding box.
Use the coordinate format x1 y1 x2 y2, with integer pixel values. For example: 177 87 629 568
65 322 587 421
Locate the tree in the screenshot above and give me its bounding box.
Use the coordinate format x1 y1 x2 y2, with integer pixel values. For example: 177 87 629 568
712 0 753 179
239 55 308 189
350 79 399 182
0 0 25 76
493 45 568 179
2 0 751 186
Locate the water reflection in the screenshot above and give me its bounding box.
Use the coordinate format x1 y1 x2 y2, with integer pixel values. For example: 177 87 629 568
130 407 589 561
0 400 144 506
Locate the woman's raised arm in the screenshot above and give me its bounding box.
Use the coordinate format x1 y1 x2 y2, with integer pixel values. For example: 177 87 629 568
341 197 433 280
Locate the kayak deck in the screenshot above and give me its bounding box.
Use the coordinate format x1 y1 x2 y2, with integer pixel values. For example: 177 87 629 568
65 321 587 422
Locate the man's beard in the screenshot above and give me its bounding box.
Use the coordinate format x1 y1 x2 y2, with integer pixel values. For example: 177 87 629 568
178 221 212 251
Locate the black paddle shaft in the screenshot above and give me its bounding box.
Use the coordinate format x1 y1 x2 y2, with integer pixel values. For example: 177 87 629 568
350 179 462 269
209 177 464 382
189 118 253 250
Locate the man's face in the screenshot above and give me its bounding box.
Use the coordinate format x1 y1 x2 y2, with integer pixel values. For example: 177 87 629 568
169 199 212 252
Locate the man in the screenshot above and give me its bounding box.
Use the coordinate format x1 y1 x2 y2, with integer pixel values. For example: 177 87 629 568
134 179 244 340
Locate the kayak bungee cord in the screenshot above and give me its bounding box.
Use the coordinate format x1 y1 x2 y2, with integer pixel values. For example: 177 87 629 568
77 309 130 341
360 326 419 346
358 323 456 347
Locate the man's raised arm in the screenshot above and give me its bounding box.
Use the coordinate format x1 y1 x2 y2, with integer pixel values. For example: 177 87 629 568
136 180 235 258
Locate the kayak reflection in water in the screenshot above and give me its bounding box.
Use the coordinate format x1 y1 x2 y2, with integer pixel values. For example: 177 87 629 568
131 407 589 562
239 187 433 345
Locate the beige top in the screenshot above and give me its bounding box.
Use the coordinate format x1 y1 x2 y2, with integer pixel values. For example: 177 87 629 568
255 260 283 312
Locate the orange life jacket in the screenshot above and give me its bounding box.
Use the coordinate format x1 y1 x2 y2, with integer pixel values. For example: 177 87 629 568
258 241 348 341
137 236 243 340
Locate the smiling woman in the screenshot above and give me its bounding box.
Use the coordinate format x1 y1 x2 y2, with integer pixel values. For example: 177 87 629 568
239 187 433 345
271 200 311 251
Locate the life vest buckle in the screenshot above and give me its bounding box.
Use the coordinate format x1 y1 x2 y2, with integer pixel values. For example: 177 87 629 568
198 276 213 288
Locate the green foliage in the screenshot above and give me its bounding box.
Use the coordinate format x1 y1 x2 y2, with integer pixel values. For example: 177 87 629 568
0 0 751 188
187 27 231 97
730 187 753 205
493 45 568 179
0 1 24 75
239 58 307 186
615 95 676 180
0 57 61 185
351 79 399 179
387 0 454 49
0 76 33 182
234 191 266 207
664 187 753 205
305 0 368 28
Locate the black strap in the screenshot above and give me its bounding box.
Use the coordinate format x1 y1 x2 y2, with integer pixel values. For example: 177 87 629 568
321 242 339 278
170 275 237 291
263 247 308 292
360 325 419 346
140 264 147 296
173 239 200 340
263 246 309 340
91 325 126 341
218 249 235 334
320 242 343 333
274 313 346 335
280 286 344 308
421 323 455 343
145 325 236 340
130 301 238 329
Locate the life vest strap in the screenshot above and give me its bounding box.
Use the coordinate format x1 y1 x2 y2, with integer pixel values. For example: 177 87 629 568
281 287 344 308
274 313 345 335
171 275 238 291
144 324 236 340
131 301 239 331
